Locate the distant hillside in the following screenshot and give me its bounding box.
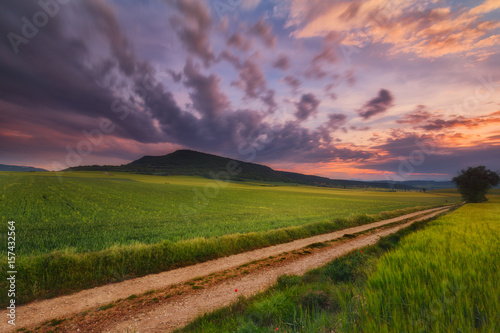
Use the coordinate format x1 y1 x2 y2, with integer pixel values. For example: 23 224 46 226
0 164 47 172
67 149 417 190
67 150 292 182
371 180 456 190
278 171 416 190
397 180 455 190
128 150 293 182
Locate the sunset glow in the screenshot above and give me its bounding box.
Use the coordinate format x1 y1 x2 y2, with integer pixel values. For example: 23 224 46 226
1 0 499 180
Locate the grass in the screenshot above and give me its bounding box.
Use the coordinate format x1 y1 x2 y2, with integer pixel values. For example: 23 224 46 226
0 171 459 256
343 193 500 332
0 171 460 306
98 303 115 311
178 193 499 332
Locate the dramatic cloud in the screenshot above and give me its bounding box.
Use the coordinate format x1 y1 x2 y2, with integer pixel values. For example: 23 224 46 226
397 105 432 124
343 70 356 86
312 31 340 64
273 54 291 70
170 0 214 66
183 58 230 119
366 130 500 178
1 1 371 168
217 50 241 67
470 0 500 15
377 5 500 60
350 126 371 131
303 64 328 79
371 130 439 161
260 89 278 113
0 0 164 144
304 32 341 79
282 75 301 92
357 89 394 120
227 32 252 51
324 83 337 100
167 70 183 83
1 0 499 179
249 18 276 48
253 121 373 163
326 113 347 130
287 0 500 60
295 93 320 121
233 59 267 99
398 108 500 130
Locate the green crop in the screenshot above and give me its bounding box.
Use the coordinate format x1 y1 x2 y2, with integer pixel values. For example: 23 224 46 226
343 192 500 332
0 171 460 305
178 192 498 332
0 172 459 256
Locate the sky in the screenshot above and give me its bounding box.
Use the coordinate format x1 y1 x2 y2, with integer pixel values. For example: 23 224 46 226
0 0 499 181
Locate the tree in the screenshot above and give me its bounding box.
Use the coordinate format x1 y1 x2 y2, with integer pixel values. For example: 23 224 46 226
452 166 500 203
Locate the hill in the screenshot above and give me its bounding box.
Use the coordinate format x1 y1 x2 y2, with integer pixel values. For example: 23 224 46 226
0 164 47 172
372 180 456 190
67 149 416 190
127 149 292 182
277 171 415 190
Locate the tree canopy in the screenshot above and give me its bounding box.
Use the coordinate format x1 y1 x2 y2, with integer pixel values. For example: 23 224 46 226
452 166 500 203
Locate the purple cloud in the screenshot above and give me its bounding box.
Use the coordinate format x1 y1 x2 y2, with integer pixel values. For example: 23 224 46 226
326 113 347 130
366 131 500 177
217 50 241 67
397 105 431 124
249 18 276 48
273 54 291 70
398 107 500 130
283 76 301 92
233 59 267 100
295 93 320 121
170 0 214 66
304 32 341 79
358 89 394 119
227 32 252 51
183 58 230 119
167 70 183 83
260 89 278 113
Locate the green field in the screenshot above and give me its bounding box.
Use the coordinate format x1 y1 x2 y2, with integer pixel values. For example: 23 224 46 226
0 171 459 256
345 192 500 332
0 171 461 305
180 192 499 332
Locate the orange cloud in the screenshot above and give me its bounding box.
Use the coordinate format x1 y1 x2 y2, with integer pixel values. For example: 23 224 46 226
287 0 500 60
398 109 500 131
271 160 389 180
469 0 500 15
1 130 33 139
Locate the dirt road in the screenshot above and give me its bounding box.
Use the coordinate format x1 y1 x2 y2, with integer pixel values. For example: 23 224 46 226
3 206 453 332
